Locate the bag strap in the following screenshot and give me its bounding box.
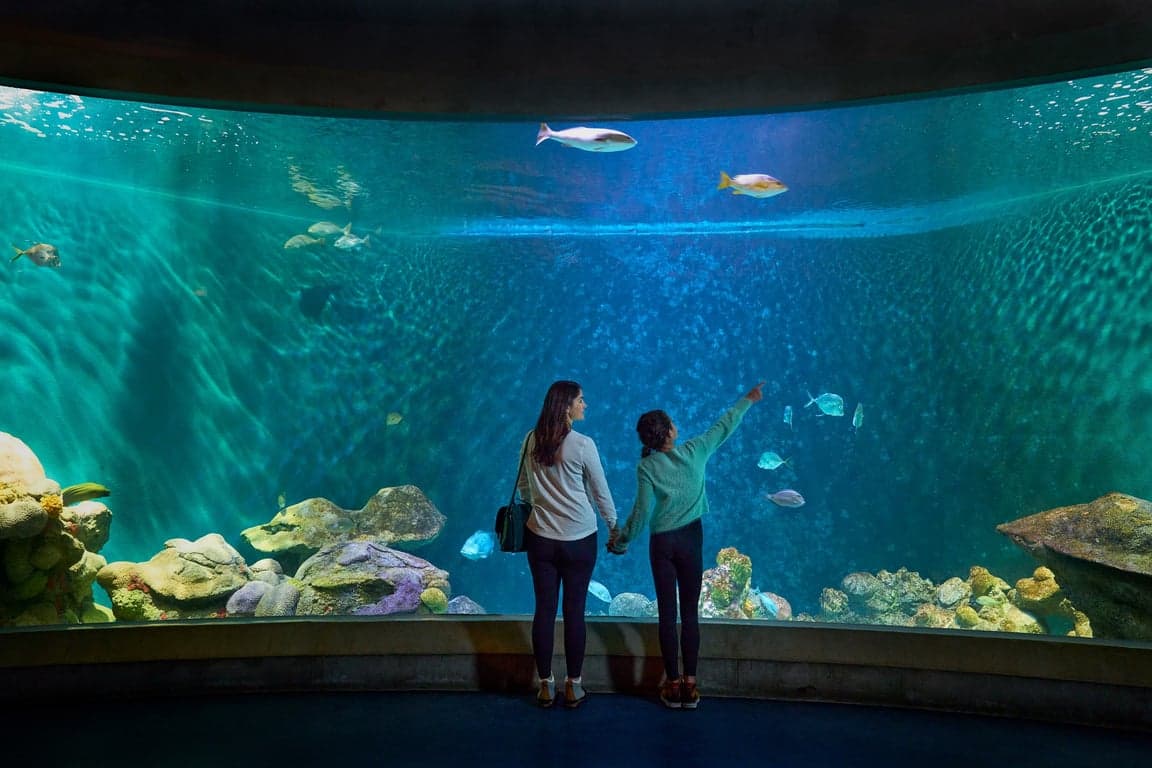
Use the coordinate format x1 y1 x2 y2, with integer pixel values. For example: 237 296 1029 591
508 432 530 507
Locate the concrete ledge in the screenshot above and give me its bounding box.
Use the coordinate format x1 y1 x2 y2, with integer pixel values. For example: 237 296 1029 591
2 618 1150 730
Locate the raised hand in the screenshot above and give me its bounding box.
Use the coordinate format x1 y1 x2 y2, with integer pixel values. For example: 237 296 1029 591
744 381 766 403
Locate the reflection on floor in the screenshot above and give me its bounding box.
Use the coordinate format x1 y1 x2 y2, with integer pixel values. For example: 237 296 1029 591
5 690 1152 767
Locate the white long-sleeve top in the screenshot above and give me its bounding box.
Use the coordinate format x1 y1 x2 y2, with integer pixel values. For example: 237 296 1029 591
516 430 617 541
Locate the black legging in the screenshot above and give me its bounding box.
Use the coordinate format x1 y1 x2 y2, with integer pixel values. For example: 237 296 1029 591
649 518 703 680
525 528 598 679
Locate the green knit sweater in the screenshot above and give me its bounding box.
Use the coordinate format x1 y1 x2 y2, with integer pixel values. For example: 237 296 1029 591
615 397 753 547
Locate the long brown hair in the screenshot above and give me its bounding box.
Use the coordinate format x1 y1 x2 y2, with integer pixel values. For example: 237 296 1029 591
636 409 673 458
532 380 581 466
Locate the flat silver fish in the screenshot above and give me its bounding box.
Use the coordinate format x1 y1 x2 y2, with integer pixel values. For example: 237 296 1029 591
767 489 805 508
460 530 496 561
588 579 612 602
805 391 845 416
757 451 790 470
535 123 637 152
717 171 788 199
11 243 61 268
333 223 370 250
852 402 863 430
307 221 345 237
783 405 793 430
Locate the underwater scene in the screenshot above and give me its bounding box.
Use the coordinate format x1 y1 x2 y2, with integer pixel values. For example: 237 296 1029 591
2 66 1152 642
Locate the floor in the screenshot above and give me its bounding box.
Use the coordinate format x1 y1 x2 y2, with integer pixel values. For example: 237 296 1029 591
6 690 1152 766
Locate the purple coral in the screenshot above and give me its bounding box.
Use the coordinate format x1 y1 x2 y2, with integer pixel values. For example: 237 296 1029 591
353 575 423 616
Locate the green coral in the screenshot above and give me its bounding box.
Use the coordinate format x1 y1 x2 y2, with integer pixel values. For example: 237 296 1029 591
419 587 448 614
716 547 752 592
955 604 981 627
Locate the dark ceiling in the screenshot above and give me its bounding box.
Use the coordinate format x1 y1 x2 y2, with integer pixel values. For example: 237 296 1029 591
1 1 1150 117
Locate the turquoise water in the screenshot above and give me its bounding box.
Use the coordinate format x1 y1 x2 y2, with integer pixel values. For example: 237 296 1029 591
2 68 1152 625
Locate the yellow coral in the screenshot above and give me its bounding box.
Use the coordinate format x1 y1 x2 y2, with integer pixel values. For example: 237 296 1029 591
419 587 448 614
955 604 980 628
39 493 63 518
716 547 752 592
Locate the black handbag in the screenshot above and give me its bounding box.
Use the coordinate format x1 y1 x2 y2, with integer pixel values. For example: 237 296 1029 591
494 437 532 553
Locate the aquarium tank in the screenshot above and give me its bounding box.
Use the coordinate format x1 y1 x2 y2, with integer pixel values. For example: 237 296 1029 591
2 67 1152 642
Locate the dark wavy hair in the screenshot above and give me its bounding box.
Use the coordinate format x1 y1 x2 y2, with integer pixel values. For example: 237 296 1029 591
532 380 582 467
636 409 673 458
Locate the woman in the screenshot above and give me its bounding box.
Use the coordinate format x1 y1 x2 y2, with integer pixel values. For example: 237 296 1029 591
609 381 763 710
518 380 618 708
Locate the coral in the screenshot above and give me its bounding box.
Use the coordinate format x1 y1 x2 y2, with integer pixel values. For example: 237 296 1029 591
445 595 486 615
968 565 1009 597
0 499 48 540
955 604 981 628
935 577 971 608
1013 566 1064 615
419 586 448 614
716 547 752 593
254 581 300 617
353 575 424 616
819 587 849 616
227 581 270 616
39 493 63 518
913 603 955 629
705 565 735 609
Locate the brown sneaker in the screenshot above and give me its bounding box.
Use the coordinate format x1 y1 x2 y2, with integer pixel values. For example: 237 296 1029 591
537 677 555 708
659 679 682 709
565 678 586 708
681 680 699 710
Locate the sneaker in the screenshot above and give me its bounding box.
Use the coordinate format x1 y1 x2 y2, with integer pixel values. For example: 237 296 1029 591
681 680 700 710
659 679 682 709
564 678 586 708
537 677 555 708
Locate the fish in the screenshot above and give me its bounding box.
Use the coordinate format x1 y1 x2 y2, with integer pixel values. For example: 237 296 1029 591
805 391 845 416
717 172 788 199
588 579 612 603
60 482 110 506
535 123 637 153
750 587 779 618
975 595 1003 608
11 243 61 268
386 412 404 426
767 489 805 508
852 403 864 430
283 234 325 250
460 530 497 561
333 223 370 250
298 284 340 320
757 451 790 470
307 221 345 238
783 405 793 430
277 491 286 509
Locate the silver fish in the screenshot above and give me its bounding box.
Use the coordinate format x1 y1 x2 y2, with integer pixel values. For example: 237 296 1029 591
333 224 371 250
767 489 805 508
852 403 863 430
535 123 637 152
10 243 60 268
460 530 496 561
805 391 844 416
757 451 790 470
307 221 345 238
783 405 793 430
717 171 788 199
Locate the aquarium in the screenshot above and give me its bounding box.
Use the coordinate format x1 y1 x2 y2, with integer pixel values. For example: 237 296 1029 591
2 68 1151 642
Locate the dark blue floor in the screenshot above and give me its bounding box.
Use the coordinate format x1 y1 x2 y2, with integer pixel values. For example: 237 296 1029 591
6 691 1152 766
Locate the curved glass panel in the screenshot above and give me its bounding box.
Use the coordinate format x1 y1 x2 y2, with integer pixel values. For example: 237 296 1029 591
2 69 1151 643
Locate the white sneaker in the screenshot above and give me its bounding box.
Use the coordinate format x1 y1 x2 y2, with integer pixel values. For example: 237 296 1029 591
537 676 556 707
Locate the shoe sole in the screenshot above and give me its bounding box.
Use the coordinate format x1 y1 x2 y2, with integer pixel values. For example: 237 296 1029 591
565 695 586 709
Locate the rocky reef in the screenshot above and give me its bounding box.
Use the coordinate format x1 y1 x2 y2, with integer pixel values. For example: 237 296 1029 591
699 546 792 621
0 432 113 626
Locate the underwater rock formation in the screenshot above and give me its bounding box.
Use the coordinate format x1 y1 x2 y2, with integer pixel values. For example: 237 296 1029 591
445 595 486 614
0 432 112 626
998 492 1152 639
609 592 657 618
698 546 789 620
97 533 254 621
293 539 450 616
241 485 447 563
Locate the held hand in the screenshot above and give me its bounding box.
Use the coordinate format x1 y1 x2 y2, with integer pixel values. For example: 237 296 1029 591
744 381 766 403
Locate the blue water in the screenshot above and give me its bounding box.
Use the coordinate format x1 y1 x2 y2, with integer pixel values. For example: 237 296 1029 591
2 68 1152 621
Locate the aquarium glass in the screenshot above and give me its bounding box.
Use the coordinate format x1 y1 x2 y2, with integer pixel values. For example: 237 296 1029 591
2 68 1152 642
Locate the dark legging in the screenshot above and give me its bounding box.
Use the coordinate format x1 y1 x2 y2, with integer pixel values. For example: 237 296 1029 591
525 528 598 679
649 518 704 680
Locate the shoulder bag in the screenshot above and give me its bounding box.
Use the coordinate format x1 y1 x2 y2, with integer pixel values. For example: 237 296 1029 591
494 435 532 552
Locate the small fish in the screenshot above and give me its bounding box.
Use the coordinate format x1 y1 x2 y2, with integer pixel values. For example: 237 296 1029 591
717 171 788 199
307 221 345 238
277 492 286 509
60 482 110 506
333 223 370 250
805 391 845 416
298 284 340 321
783 405 793 430
11 243 61 268
767 489 805 508
535 123 637 153
751 587 779 618
588 579 612 603
757 451 790 470
460 530 497 561
386 412 404 426
975 595 1003 608
852 403 864 431
283 234 325 250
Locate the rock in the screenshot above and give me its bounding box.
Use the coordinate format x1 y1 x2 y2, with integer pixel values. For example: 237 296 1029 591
445 595 486 615
935 576 971 608
227 581 270 616
255 581 300 617
998 492 1152 639
0 499 48 541
293 539 450 616
241 485 446 560
59 501 112 553
0 432 47 489
609 591 656 618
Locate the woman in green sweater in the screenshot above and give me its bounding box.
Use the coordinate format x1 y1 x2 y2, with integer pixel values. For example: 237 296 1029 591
608 381 763 709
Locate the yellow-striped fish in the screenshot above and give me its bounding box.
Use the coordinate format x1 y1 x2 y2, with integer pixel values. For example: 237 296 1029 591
717 171 788 199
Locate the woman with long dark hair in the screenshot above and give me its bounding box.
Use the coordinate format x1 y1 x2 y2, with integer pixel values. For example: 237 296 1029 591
517 380 618 708
609 381 763 710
